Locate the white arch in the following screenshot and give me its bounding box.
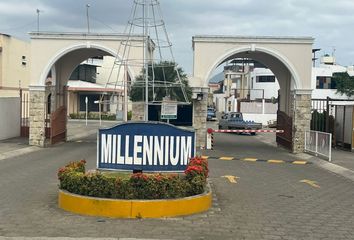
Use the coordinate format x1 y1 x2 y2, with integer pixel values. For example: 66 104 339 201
204 46 302 89
39 43 136 86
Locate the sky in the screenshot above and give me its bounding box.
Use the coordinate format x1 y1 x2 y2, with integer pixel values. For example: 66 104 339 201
1 0 354 75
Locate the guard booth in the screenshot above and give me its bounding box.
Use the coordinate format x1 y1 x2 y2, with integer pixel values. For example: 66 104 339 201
148 104 193 126
334 104 354 151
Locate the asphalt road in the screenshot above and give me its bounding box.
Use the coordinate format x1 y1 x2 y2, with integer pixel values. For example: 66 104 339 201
0 127 354 240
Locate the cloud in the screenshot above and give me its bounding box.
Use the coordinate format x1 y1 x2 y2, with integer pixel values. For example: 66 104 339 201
1 0 354 73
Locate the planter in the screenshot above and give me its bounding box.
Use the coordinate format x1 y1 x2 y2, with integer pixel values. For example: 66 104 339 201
58 185 212 218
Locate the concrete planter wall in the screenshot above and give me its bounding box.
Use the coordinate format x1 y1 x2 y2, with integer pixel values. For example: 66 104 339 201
58 186 212 218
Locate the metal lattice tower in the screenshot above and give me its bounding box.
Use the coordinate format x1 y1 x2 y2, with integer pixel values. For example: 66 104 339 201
103 0 189 121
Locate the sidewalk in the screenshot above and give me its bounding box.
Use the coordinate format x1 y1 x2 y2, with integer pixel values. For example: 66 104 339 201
255 132 354 181
0 120 118 161
298 148 354 182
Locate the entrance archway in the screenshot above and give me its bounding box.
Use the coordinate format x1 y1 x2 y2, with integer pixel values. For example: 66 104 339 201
192 36 314 153
28 33 144 147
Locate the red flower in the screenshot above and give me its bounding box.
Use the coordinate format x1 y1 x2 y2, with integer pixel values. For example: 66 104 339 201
131 173 149 181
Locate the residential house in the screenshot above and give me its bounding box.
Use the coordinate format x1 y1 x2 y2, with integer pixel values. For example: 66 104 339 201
0 33 30 97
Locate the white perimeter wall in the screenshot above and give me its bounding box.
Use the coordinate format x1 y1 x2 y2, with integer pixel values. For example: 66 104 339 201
242 113 277 126
0 98 20 140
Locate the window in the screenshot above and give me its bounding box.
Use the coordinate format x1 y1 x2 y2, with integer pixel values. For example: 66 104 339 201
256 75 275 83
70 64 97 83
21 56 27 66
316 76 336 89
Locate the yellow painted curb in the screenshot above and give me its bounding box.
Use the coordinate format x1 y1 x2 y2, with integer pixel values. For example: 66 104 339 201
219 157 234 161
59 188 212 219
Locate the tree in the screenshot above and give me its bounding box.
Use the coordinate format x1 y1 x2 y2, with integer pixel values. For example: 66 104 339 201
333 72 354 97
130 61 192 102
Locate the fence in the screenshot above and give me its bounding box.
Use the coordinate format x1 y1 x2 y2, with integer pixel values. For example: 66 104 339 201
20 90 51 139
305 130 332 162
311 97 354 132
20 90 30 137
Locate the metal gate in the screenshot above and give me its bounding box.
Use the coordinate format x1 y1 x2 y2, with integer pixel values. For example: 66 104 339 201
20 90 30 137
276 111 293 150
50 106 67 144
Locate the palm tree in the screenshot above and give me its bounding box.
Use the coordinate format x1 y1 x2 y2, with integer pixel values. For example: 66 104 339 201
130 61 192 102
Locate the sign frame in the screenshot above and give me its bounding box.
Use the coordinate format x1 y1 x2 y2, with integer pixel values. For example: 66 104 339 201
97 121 196 172
161 102 178 120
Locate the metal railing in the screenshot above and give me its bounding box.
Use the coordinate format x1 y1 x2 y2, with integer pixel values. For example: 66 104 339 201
305 130 332 162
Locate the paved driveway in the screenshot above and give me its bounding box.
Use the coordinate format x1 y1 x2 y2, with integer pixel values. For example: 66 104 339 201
0 131 353 240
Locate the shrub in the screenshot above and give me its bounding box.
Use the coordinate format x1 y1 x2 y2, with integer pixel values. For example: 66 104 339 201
58 157 208 200
69 112 116 121
185 156 208 181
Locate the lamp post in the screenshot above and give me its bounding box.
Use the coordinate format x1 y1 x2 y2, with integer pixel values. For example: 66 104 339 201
94 100 101 126
85 97 88 126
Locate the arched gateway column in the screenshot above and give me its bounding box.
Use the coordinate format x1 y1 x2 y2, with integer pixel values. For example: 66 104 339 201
291 90 312 153
29 86 47 146
192 35 314 153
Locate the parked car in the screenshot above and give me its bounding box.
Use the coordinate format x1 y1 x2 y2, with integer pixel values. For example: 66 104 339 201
218 112 262 135
207 107 216 121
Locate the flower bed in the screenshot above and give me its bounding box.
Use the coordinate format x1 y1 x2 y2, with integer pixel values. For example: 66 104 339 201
58 157 209 200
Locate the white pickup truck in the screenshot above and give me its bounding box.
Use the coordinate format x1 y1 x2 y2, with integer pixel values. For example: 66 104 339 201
218 112 262 135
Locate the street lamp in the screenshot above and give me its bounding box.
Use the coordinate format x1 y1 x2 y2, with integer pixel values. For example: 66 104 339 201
85 97 88 126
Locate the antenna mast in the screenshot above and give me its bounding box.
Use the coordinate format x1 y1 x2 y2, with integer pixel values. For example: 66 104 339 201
36 9 41 32
103 0 189 122
86 4 91 33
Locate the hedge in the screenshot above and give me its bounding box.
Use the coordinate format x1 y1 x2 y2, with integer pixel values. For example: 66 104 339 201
58 157 208 200
69 113 116 121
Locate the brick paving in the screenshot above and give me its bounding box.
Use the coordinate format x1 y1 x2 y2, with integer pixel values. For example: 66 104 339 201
0 133 354 239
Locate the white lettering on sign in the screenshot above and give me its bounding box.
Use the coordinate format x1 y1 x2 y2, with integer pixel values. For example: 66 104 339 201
181 136 192 165
100 134 193 166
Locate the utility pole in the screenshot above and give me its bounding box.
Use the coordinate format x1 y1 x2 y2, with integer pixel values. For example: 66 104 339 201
86 4 90 33
36 9 41 32
143 2 149 121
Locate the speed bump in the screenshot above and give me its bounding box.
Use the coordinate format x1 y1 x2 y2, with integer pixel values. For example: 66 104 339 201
211 156 310 165
219 157 234 161
268 160 285 164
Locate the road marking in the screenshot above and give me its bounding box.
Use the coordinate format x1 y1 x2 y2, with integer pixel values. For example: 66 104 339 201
293 160 308 165
300 179 321 188
76 140 83 143
207 156 309 165
268 160 285 164
222 175 239 184
242 158 258 162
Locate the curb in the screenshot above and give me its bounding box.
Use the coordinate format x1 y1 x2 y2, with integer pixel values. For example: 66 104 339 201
307 157 354 182
58 188 212 219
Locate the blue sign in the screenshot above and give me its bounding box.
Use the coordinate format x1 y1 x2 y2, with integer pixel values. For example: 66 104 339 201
97 122 195 172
